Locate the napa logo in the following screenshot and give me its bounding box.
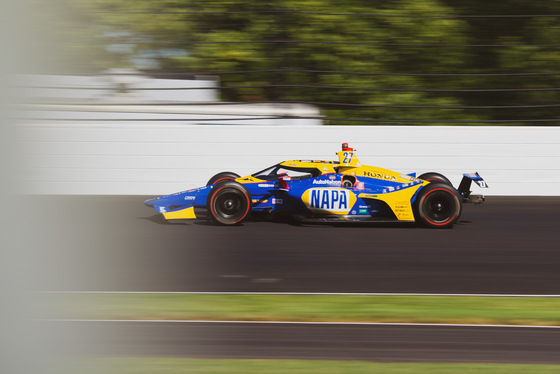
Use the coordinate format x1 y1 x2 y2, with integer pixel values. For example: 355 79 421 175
302 188 357 215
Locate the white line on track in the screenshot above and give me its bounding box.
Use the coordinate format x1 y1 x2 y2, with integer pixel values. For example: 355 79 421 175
41 319 560 329
40 291 560 297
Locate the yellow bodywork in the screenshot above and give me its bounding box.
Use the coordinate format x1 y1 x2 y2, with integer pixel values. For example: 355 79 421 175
279 160 338 174
235 175 266 183
230 149 428 221
333 149 427 221
195 147 428 222
358 188 418 221
162 206 196 220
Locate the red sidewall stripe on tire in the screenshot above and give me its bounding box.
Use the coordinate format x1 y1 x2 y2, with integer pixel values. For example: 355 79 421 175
420 188 459 226
213 177 235 185
211 186 251 224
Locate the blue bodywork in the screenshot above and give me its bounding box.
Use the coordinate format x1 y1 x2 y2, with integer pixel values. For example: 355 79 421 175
145 172 426 221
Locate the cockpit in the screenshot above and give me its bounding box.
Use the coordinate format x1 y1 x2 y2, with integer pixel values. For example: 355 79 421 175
252 164 322 181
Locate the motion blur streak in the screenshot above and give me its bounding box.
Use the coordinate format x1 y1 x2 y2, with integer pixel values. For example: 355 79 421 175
1 1 61 373
41 321 560 364
28 195 560 294
8 1 560 371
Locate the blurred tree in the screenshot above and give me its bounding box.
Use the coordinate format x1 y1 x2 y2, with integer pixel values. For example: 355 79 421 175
53 0 560 124
439 0 560 123
157 0 473 123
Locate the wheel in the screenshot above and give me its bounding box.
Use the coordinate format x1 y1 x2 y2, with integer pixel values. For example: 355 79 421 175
207 180 251 225
418 172 452 186
206 171 240 186
413 183 462 228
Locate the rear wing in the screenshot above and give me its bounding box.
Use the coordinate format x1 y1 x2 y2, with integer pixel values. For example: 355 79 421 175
458 172 488 204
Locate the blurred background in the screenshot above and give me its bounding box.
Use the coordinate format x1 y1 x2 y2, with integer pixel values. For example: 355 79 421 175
16 0 560 125
3 1 560 373
12 0 560 196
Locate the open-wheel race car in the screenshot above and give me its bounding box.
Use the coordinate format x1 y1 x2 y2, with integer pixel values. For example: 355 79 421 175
145 143 487 228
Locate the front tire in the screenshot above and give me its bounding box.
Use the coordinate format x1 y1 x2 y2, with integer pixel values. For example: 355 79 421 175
413 183 462 229
206 171 240 186
207 180 251 225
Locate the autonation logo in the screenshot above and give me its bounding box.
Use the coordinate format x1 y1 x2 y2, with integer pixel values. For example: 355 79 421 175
312 179 341 186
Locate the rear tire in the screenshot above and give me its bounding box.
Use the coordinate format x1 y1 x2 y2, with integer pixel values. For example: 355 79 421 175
418 172 452 186
206 171 240 186
413 183 461 228
207 180 251 225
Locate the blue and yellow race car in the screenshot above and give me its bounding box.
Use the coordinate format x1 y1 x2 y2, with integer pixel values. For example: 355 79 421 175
145 143 487 228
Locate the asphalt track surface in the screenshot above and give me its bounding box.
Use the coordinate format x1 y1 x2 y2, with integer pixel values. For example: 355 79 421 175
28 195 560 364
46 321 560 364
31 195 560 294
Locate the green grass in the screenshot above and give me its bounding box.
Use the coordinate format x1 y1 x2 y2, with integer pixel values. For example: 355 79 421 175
54 357 560 374
39 293 560 326
45 295 560 372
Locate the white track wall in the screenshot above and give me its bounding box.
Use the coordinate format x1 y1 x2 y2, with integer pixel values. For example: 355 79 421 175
18 124 560 196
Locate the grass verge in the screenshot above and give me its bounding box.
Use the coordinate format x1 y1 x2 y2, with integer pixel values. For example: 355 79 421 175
39 293 560 326
55 357 560 374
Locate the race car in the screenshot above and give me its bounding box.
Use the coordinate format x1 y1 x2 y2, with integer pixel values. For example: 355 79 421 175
145 143 487 228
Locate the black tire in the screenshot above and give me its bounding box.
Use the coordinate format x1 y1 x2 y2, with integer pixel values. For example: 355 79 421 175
206 171 240 186
413 183 462 229
418 172 452 186
207 180 251 225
